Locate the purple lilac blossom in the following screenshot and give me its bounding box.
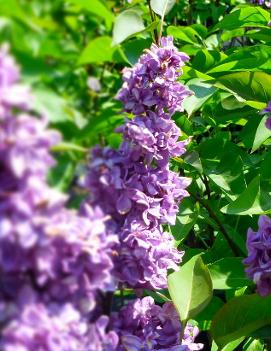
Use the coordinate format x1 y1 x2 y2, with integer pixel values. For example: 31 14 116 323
261 101 271 130
83 146 190 230
116 112 188 167
83 36 191 289
243 215 271 296
111 297 203 351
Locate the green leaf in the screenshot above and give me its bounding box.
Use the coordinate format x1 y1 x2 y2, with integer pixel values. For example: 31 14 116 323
192 50 228 73
208 257 251 290
199 137 247 199
251 116 271 152
250 325 271 340
122 38 152 65
221 174 271 215
212 338 246 351
243 339 265 351
245 27 271 42
112 9 145 45
78 36 124 64
150 0 176 17
167 25 202 44
240 115 271 152
52 142 87 153
47 154 75 191
221 95 245 110
214 72 271 103
168 255 213 322
211 294 271 349
0 0 40 31
171 199 199 243
208 45 271 74
220 28 245 43
183 78 217 116
212 6 270 32
184 151 203 172
67 0 113 29
33 87 85 126
196 297 224 331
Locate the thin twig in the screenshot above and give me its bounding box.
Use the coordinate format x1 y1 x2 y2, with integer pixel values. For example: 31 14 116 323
199 174 215 243
147 0 159 44
102 291 114 315
190 192 241 256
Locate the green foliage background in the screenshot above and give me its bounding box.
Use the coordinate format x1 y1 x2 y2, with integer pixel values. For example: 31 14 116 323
2 0 271 349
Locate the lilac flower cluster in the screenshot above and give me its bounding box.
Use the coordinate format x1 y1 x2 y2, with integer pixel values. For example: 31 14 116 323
83 36 191 290
111 297 203 351
0 289 119 351
261 101 271 130
117 37 191 115
0 46 117 350
243 215 271 296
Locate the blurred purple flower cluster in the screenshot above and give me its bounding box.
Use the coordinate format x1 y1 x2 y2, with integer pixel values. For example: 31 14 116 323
83 36 191 290
250 0 271 7
0 45 30 118
0 293 119 351
261 101 271 130
243 215 271 296
0 46 117 350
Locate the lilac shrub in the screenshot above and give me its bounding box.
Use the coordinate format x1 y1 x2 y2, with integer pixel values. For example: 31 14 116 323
83 36 191 289
243 215 271 296
0 40 203 350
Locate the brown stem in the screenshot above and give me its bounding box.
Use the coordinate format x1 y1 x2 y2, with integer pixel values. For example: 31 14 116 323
200 174 215 243
188 0 193 25
190 192 241 256
102 291 114 315
147 0 159 44
203 175 211 200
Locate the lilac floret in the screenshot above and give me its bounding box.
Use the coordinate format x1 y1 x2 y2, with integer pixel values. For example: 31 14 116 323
243 215 271 296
